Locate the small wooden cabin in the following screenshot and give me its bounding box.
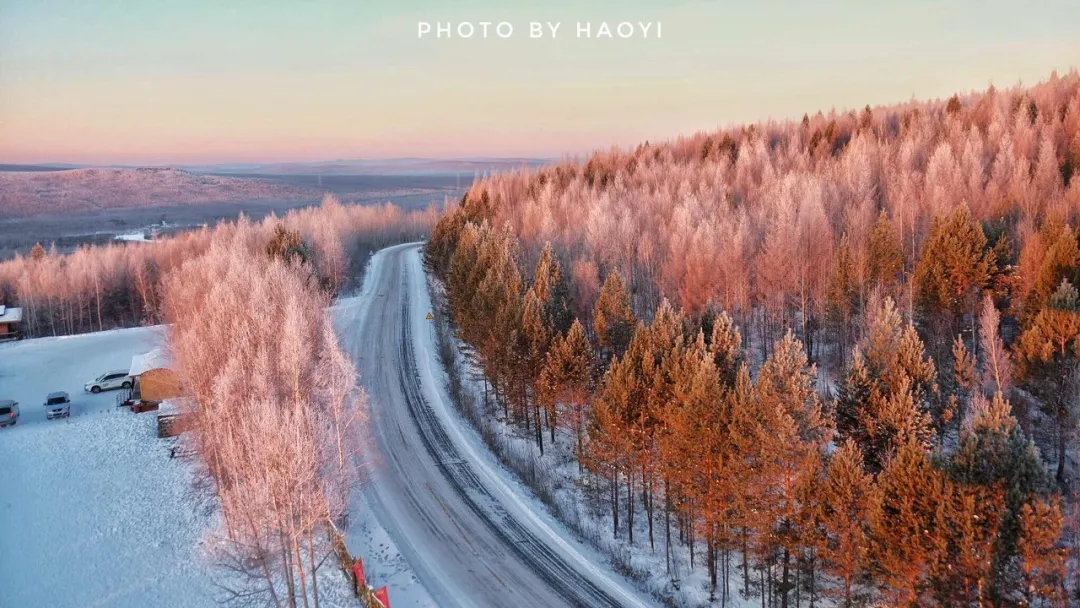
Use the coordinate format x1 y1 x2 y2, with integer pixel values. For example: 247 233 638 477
129 348 181 402
0 306 22 341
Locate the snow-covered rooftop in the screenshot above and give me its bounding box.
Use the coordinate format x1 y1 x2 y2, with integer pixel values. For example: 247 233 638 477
130 347 172 376
0 305 22 323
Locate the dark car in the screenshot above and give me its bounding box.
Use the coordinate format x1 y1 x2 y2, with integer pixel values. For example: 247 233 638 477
0 399 18 427
44 392 71 420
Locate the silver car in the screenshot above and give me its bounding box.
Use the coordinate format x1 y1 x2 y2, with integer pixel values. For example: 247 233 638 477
84 370 132 394
0 399 18 427
44 392 71 420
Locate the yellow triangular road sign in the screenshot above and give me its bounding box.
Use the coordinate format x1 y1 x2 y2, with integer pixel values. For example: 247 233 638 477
426 312 433 320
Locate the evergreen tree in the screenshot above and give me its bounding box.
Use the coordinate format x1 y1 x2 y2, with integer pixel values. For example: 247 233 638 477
1029 223 1080 314
707 310 744 389
594 270 636 359
521 287 552 452
753 332 829 608
836 296 937 471
533 242 573 334
1015 278 1080 484
948 392 1047 598
539 319 594 462
819 440 878 607
871 439 948 606
266 224 310 265
1017 499 1068 607
868 211 904 290
913 205 993 351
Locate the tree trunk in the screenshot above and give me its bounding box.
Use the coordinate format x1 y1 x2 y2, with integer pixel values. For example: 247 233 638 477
1058 409 1068 485
612 466 620 538
644 464 655 551
308 527 321 608
781 547 791 608
742 528 750 598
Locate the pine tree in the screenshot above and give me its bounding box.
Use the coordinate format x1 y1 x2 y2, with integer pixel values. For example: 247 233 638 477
836 296 937 471
539 319 594 461
657 332 730 598
871 439 947 606
1017 499 1068 607
933 482 1004 606
266 224 310 265
753 332 829 608
1015 278 1080 484
819 440 877 607
868 211 904 290
835 349 874 445
594 270 635 359
533 242 572 334
708 310 744 388
942 335 978 439
1029 223 1080 314
913 205 992 351
521 287 552 452
948 392 1048 598
827 234 858 370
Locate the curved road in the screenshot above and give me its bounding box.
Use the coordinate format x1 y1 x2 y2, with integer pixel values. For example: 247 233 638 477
336 243 650 608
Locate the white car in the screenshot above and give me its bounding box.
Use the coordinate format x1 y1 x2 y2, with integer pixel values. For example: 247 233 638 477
84 370 133 394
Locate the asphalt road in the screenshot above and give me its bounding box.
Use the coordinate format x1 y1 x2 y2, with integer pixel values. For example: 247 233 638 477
336 243 644 608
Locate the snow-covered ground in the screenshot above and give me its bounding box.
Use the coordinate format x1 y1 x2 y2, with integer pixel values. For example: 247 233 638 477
0 325 165 426
0 325 360 607
0 409 218 607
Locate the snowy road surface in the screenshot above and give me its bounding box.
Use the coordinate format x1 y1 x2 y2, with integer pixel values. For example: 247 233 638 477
336 243 654 608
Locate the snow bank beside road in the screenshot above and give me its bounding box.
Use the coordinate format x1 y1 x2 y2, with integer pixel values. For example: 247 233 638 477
0 412 217 608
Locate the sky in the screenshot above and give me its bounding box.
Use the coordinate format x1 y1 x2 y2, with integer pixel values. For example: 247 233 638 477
0 0 1078 165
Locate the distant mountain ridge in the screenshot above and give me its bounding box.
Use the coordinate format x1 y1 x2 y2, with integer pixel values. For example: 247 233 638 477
0 157 555 177
0 167 321 219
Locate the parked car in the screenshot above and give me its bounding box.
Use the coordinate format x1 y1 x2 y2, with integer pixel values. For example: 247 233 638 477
84 370 132 393
44 392 71 420
0 399 18 427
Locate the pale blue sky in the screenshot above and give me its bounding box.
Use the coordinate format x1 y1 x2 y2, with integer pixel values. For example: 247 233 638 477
0 0 1077 164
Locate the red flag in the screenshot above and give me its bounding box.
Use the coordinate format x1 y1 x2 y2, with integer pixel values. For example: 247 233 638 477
374 585 390 607
351 558 365 589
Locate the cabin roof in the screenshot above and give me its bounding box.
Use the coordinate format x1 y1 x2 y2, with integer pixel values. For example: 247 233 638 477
0 306 22 323
130 348 172 377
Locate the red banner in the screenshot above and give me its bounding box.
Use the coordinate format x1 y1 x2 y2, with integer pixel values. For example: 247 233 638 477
352 558 365 589
374 585 390 608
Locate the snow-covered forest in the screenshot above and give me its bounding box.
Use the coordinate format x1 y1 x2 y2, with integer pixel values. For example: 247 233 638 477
424 71 1080 606
0 197 436 338
162 220 365 606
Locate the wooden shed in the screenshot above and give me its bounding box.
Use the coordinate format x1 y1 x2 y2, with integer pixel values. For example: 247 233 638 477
0 305 22 342
129 348 181 402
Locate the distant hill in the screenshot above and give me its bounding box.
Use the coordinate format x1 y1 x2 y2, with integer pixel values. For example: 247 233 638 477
0 168 322 218
182 157 554 176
